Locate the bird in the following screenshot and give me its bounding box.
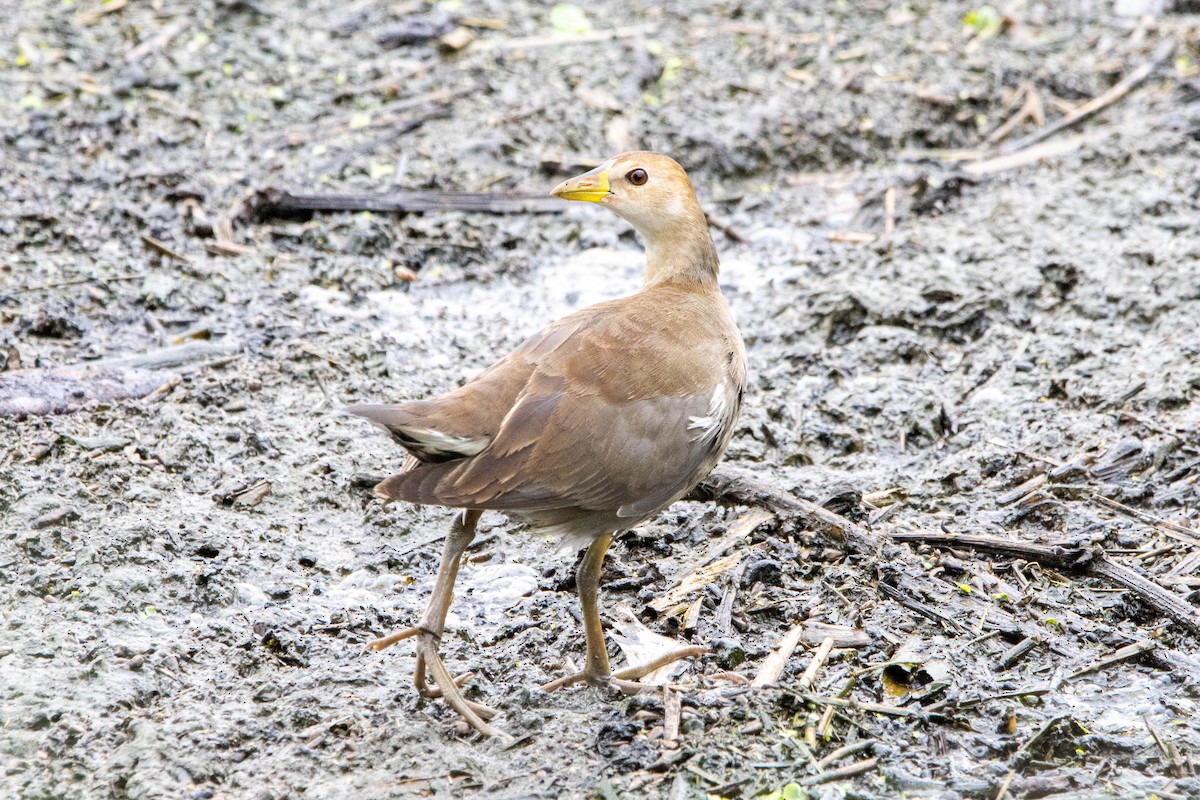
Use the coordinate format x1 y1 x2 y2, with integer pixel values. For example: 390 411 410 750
347 151 746 738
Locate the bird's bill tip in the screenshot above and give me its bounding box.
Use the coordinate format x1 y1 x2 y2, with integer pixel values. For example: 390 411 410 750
551 166 611 203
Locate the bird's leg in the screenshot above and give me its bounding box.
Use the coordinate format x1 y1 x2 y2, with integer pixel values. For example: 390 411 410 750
579 532 615 684
367 509 506 738
540 533 612 691
541 533 706 694
366 509 480 652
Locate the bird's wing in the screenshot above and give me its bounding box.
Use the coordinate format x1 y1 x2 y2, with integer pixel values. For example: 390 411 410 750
360 291 739 515
417 290 738 516
435 373 719 515
345 314 588 462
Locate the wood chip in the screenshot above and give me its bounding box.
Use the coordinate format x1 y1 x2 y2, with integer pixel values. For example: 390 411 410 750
77 0 127 25
140 234 190 263
801 621 871 648
438 27 475 52
650 542 765 612
752 622 806 687
798 637 835 691
205 239 253 257
651 550 739 612
693 507 776 568
861 487 906 507
662 687 681 749
682 595 704 632
828 231 877 244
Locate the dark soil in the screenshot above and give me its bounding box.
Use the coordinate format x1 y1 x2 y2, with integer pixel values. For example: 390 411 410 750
3 1 1200 798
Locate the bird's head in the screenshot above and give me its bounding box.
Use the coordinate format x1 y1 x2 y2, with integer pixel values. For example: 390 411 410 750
551 151 707 242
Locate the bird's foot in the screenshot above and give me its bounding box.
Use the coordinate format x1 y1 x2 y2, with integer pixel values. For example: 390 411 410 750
367 626 509 740
540 645 709 693
411 633 507 738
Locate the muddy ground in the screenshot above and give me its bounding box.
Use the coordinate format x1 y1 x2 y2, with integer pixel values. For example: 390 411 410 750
4 1 1200 798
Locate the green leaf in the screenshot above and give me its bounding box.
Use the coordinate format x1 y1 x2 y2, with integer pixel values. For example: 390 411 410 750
368 162 395 180
549 3 592 34
762 783 806 800
782 784 807 800
963 5 998 32
661 55 683 84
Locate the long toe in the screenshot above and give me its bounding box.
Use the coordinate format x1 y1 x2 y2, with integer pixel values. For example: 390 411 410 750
413 633 509 739
423 675 500 720
540 670 600 693
366 625 422 652
610 645 708 681
539 671 656 697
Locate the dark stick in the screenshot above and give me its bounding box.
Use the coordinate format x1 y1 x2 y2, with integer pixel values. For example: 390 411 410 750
889 530 1089 569
1088 556 1200 634
693 469 880 555
1013 714 1068 768
11 272 143 295
696 469 1200 638
996 637 1038 671
892 531 1200 636
248 187 564 220
877 581 967 633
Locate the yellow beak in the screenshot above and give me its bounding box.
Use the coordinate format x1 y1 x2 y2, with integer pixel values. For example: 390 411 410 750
551 167 611 203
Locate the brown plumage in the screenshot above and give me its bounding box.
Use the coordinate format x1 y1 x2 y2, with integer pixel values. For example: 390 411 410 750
348 152 746 738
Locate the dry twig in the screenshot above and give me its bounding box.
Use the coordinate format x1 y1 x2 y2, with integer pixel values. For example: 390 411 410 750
804 756 879 785
798 637 835 691
1002 39 1175 153
1067 639 1157 680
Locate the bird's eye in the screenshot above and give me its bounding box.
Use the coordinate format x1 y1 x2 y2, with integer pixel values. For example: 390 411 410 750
626 168 648 186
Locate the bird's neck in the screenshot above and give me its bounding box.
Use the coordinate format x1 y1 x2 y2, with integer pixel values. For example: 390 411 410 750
640 213 721 291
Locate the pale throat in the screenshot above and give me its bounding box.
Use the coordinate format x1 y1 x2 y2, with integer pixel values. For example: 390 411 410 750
639 210 721 289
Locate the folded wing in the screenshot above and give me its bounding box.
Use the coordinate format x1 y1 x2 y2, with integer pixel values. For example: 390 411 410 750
348 288 739 525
